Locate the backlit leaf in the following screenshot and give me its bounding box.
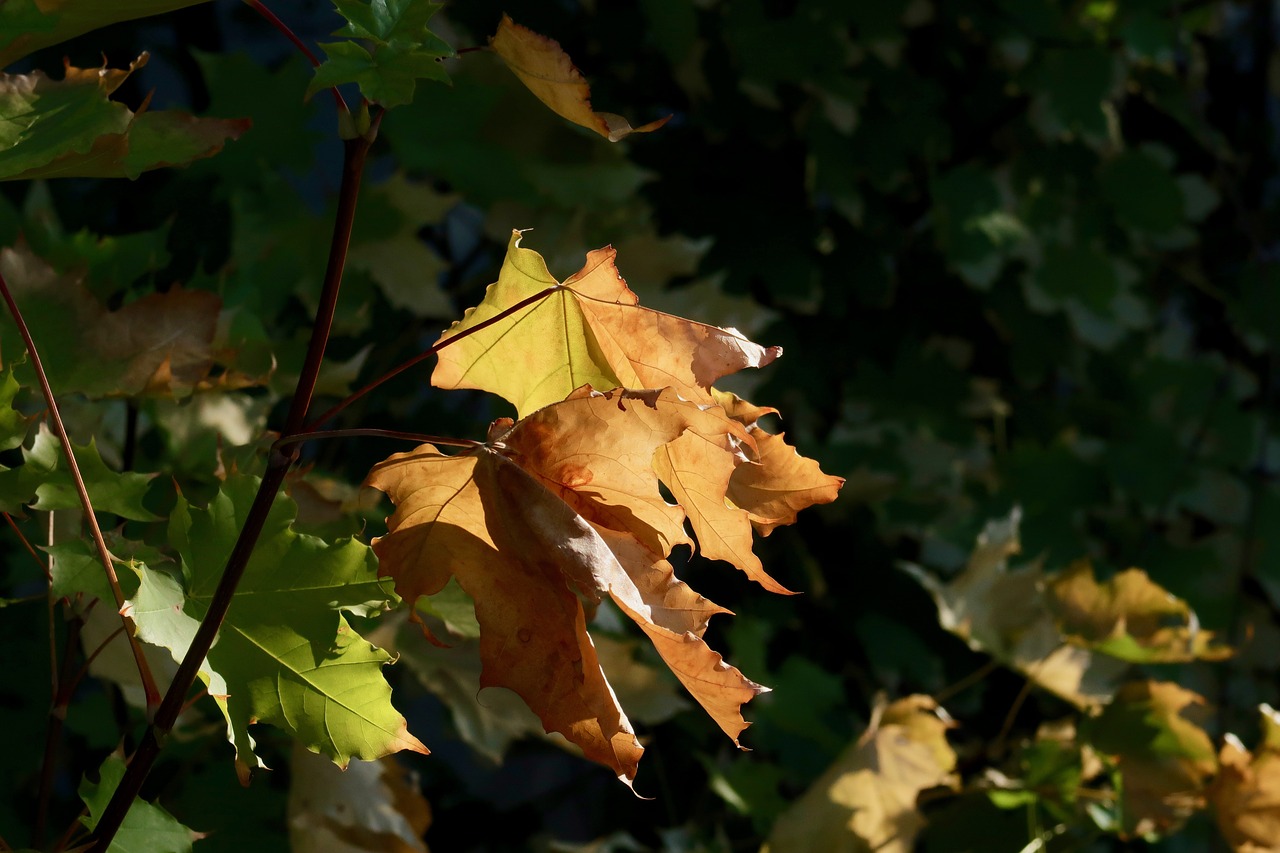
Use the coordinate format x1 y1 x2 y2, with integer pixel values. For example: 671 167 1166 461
1046 560 1233 662
128 474 426 779
367 387 772 783
432 231 781 418
491 15 670 142
0 54 248 180
1211 704 1280 853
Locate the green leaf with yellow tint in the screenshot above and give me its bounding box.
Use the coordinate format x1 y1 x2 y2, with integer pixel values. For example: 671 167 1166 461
432 230 781 418
128 474 426 779
0 0 213 68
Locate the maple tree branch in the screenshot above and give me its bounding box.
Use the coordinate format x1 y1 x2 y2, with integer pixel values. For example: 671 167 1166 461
87 121 379 853
305 285 560 429
275 428 482 450
243 0 349 113
0 271 161 717
34 613 82 849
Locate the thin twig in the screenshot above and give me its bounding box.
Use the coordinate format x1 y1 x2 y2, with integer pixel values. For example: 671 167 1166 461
87 127 380 853
304 285 560 430
4 511 49 577
68 625 127 695
243 0 349 113
0 271 160 716
276 428 483 451
932 658 999 704
34 615 82 849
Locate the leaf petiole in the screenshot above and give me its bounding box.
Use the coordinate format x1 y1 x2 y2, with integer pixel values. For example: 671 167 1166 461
275 428 482 451
0 270 161 716
244 0 349 113
304 284 560 430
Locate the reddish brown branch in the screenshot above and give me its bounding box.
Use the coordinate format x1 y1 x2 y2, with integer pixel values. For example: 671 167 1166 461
0 273 160 717
304 285 560 429
244 0 349 113
86 127 379 853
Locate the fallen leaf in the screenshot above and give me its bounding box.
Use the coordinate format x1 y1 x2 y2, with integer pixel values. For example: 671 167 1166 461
763 695 958 853
287 742 430 853
1090 680 1218 837
367 387 768 783
1211 704 1280 853
1046 560 1233 662
490 15 670 142
432 230 780 419
0 54 248 180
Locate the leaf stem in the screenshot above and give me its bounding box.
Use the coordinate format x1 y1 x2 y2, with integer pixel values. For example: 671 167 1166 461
0 271 161 715
304 285 559 429
277 427 482 450
243 0 349 113
34 614 82 850
85 122 378 853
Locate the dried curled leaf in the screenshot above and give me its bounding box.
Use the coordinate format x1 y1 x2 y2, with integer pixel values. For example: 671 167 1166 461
432 230 781 419
490 15 669 142
367 388 774 784
763 695 958 853
1047 560 1233 663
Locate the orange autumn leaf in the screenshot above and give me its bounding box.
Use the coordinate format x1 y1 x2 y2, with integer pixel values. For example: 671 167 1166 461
490 14 670 142
432 230 781 419
1211 705 1280 853
366 388 770 783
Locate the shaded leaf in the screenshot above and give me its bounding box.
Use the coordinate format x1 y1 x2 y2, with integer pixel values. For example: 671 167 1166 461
0 423 160 519
287 742 430 853
79 753 204 853
491 15 670 142
1211 704 1280 853
1046 560 1233 662
0 246 270 397
1090 680 1217 837
0 0 214 67
128 474 425 779
367 387 770 783
763 695 958 853
0 54 248 180
432 231 781 418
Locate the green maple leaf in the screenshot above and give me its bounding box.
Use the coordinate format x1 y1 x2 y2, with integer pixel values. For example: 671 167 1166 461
308 0 452 107
128 474 426 779
0 424 160 520
0 0 213 68
0 54 249 181
79 753 203 852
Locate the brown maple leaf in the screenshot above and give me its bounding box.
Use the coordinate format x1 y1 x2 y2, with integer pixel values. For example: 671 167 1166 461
366 387 769 783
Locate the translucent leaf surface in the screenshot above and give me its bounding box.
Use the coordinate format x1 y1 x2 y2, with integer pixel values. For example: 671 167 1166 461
128 475 425 779
432 231 781 418
490 15 669 141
